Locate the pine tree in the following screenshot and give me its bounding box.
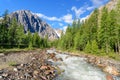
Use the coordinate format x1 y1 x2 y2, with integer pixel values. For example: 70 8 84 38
8 18 18 46
107 10 117 53
116 0 120 54
0 10 9 47
87 9 99 42
98 7 110 53
16 24 25 48
26 31 33 49
91 40 99 54
84 41 91 53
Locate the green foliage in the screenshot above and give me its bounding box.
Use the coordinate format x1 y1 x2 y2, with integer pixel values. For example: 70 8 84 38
0 10 9 46
8 61 17 66
55 4 120 57
84 41 91 53
85 40 99 54
91 40 99 54
0 10 50 49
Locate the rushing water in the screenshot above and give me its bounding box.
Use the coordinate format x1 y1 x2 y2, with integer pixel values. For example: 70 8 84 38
47 50 120 80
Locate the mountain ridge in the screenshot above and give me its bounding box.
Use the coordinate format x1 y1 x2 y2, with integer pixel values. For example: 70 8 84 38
9 10 59 40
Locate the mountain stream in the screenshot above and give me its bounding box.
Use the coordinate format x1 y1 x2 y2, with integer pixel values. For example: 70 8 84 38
47 50 120 80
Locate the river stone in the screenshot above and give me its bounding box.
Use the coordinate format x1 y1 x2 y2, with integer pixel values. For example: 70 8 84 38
57 58 63 61
2 73 8 77
106 75 114 80
0 70 3 74
13 68 18 72
0 53 5 57
40 65 48 70
33 70 39 75
103 66 120 76
0 76 2 79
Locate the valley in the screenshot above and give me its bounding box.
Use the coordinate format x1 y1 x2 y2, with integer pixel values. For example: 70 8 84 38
0 0 120 80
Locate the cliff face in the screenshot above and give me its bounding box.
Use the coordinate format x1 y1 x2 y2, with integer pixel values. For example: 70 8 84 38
9 10 59 40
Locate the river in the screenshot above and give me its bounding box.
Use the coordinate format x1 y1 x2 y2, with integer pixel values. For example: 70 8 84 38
47 50 120 80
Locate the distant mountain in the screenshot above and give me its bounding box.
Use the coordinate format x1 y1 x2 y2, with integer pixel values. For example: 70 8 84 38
54 29 63 37
84 0 118 27
100 0 118 10
9 10 59 40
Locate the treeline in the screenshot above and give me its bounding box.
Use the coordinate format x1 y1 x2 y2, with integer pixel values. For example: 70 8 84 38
55 1 120 55
0 10 50 49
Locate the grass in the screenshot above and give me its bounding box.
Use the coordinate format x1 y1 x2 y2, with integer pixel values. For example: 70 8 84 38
57 48 120 61
0 47 120 61
8 61 17 66
0 48 36 54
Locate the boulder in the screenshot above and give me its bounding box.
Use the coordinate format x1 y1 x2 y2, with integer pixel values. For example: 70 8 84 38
106 75 114 80
40 65 48 70
0 53 5 57
103 66 120 76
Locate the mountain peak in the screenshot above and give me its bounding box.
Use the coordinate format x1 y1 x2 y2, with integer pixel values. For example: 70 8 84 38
9 10 59 40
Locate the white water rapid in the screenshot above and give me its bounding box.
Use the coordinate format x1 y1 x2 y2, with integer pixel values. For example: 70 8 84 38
47 50 120 80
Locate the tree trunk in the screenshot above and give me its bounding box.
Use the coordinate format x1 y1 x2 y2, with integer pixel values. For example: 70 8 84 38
115 43 118 54
118 41 120 54
106 41 109 54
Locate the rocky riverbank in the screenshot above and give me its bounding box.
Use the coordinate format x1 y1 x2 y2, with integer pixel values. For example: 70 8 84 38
0 50 58 80
86 55 120 76
0 49 120 80
56 50 120 77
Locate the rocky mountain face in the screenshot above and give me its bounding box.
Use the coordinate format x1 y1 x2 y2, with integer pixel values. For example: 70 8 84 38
54 29 63 37
9 10 59 40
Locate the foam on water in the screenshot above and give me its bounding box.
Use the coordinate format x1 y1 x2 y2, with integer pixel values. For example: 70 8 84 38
47 50 120 80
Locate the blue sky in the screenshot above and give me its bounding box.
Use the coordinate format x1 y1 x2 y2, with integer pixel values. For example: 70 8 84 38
0 0 109 29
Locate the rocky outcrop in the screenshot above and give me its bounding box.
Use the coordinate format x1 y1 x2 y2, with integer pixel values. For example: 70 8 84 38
105 0 118 10
103 66 119 76
54 29 63 37
84 56 120 76
9 10 59 40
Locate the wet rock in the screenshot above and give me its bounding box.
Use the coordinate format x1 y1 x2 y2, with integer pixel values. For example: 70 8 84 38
65 56 71 59
45 60 53 65
49 53 56 59
0 70 3 74
57 58 63 61
40 75 47 80
0 76 2 79
106 75 114 80
2 73 8 77
24 72 31 78
103 66 120 76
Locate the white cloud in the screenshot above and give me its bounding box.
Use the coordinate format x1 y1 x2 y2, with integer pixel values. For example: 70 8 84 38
91 0 109 7
87 6 94 10
35 13 61 21
59 23 63 26
81 15 89 22
62 14 73 24
63 26 68 31
91 0 102 6
71 6 86 18
35 13 73 24
62 26 68 33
